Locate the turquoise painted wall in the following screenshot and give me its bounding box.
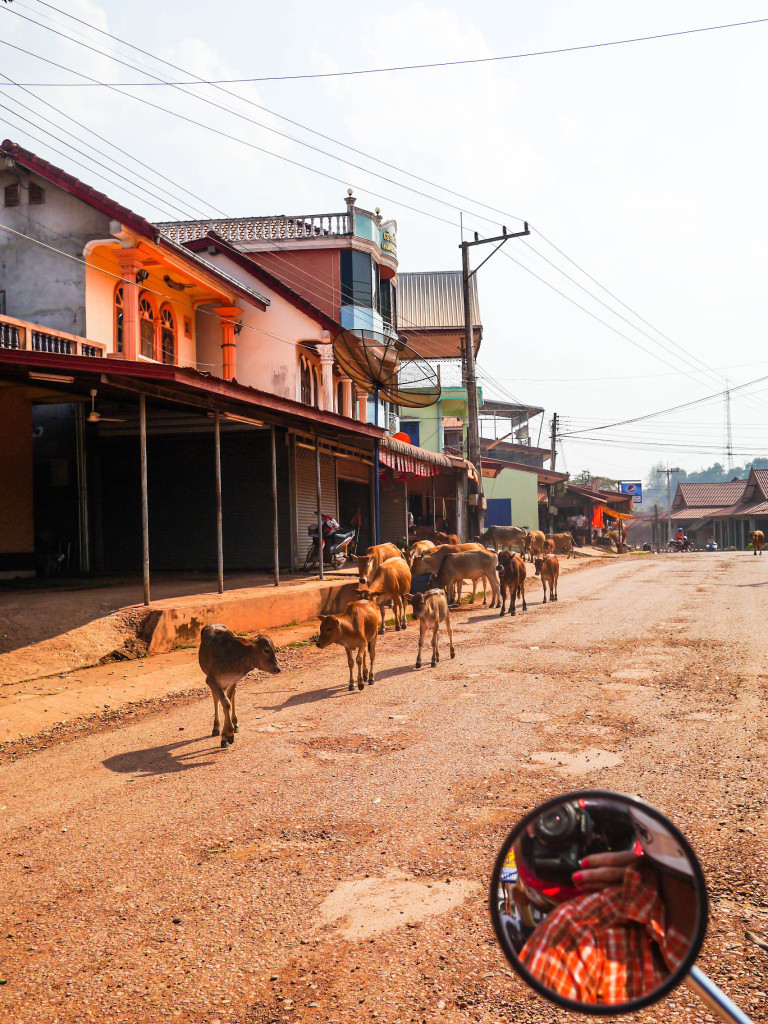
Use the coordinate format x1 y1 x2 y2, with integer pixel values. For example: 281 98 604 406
482 466 539 532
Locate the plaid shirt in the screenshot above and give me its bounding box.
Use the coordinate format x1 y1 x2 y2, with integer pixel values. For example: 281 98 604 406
519 864 690 1005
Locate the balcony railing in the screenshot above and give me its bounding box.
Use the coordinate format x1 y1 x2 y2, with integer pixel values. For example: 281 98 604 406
0 314 106 358
158 212 353 246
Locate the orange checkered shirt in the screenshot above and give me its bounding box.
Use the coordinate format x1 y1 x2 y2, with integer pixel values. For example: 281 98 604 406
519 864 690 1005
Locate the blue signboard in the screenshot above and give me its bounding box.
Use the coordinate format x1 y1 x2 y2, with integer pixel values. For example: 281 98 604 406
620 482 642 504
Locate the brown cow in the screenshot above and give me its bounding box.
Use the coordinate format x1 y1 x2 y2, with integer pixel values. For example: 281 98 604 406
413 547 501 608
406 589 456 668
362 556 412 633
534 554 560 603
546 532 578 558
405 539 436 567
497 551 527 617
198 624 280 747
479 525 526 555
749 530 765 555
525 530 547 562
435 532 460 545
410 525 437 542
357 542 401 584
316 600 379 691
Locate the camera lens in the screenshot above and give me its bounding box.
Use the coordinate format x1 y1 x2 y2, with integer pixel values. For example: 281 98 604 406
534 803 579 847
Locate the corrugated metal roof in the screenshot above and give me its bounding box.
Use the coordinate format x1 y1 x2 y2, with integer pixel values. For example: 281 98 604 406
398 272 481 329
671 507 729 522
677 481 747 507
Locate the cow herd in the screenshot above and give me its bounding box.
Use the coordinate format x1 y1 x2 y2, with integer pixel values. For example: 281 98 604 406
198 525 577 746
311 525 577 695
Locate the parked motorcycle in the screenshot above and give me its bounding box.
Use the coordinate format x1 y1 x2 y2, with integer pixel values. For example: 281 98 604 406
303 514 355 570
490 789 752 1023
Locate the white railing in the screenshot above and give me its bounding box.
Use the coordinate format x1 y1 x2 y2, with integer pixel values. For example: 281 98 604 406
159 212 353 245
0 313 106 357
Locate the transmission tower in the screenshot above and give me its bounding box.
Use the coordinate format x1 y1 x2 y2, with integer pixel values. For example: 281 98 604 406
724 378 734 472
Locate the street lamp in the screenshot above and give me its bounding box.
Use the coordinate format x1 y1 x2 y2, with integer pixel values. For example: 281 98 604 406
666 465 683 543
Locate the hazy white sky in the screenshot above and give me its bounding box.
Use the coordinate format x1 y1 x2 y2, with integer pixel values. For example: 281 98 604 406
2 0 767 484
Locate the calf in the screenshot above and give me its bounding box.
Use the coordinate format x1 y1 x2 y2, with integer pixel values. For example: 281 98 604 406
545 532 578 558
497 550 528 616
316 600 379 691
749 530 764 555
406 589 456 668
534 555 560 604
362 556 412 633
357 542 401 585
198 624 280 747
525 530 547 562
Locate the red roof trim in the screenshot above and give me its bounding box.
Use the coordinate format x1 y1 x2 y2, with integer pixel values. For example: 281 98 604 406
185 233 340 333
0 349 385 441
1 140 267 312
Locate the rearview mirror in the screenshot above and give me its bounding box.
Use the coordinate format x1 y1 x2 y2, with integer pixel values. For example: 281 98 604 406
489 790 708 1015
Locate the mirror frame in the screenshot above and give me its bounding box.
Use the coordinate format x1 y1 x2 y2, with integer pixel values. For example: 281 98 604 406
488 789 709 1016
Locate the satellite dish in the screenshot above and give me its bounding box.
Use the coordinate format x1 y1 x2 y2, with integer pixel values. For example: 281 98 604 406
333 329 440 409
332 329 441 548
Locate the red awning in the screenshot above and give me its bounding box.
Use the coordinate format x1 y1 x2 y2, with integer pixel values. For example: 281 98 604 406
378 446 440 477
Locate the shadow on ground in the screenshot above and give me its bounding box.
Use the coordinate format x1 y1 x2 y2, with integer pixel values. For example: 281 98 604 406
102 736 219 776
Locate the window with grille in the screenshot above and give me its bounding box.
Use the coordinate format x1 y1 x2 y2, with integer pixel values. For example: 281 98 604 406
29 183 45 205
300 359 312 405
139 295 155 358
4 183 20 208
160 306 175 364
114 285 124 353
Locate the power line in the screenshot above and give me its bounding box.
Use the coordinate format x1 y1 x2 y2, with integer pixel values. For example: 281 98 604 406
9 2 760 414
4 9 766 84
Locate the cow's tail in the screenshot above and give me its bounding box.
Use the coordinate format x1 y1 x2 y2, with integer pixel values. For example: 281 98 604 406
569 532 580 548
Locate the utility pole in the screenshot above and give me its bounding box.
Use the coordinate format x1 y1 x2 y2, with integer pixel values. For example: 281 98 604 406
665 464 683 543
550 412 558 471
461 221 529 536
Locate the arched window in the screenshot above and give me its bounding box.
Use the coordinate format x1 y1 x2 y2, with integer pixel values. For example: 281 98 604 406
114 285 124 353
312 367 320 409
300 359 312 405
160 306 175 365
336 380 344 415
139 294 156 359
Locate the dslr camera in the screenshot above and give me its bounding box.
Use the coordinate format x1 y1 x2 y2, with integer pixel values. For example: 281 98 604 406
523 799 635 887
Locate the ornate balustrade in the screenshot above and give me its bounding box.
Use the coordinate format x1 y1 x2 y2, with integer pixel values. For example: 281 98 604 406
159 212 353 245
0 314 106 358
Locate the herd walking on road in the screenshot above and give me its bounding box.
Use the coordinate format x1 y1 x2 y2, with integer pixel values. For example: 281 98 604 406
198 526 578 745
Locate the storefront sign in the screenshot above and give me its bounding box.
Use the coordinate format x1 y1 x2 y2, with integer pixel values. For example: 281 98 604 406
620 481 643 504
381 228 397 255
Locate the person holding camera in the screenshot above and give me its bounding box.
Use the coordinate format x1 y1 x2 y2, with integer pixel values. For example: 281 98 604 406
514 802 697 1005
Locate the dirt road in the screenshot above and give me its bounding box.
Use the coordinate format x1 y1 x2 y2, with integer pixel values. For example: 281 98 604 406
2 553 767 1024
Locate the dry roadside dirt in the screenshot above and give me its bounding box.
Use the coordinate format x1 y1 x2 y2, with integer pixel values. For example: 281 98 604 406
2 552 768 1024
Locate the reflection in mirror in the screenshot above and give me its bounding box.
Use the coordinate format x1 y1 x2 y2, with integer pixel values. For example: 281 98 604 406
492 793 707 1013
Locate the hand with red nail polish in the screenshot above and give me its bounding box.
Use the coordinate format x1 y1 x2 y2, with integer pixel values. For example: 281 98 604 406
572 850 640 891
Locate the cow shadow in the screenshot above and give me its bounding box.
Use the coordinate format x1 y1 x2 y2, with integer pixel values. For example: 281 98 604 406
102 736 219 777
374 665 416 680
258 683 348 710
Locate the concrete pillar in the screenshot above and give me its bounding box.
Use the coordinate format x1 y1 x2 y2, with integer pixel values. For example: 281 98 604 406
117 251 143 361
358 390 368 423
342 379 353 418
318 342 335 411
213 306 242 381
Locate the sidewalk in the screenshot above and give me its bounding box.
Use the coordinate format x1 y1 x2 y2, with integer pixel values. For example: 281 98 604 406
0 568 358 689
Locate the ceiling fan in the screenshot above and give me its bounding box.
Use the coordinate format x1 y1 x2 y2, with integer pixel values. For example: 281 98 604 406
87 388 126 423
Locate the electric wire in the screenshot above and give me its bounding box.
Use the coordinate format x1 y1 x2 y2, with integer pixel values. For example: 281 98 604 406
6 8 767 84
6 3 758 421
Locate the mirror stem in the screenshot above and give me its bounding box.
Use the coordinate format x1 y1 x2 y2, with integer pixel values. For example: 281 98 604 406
685 966 754 1024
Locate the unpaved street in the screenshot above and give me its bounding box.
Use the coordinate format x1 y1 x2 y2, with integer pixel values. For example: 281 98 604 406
2 553 768 1024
